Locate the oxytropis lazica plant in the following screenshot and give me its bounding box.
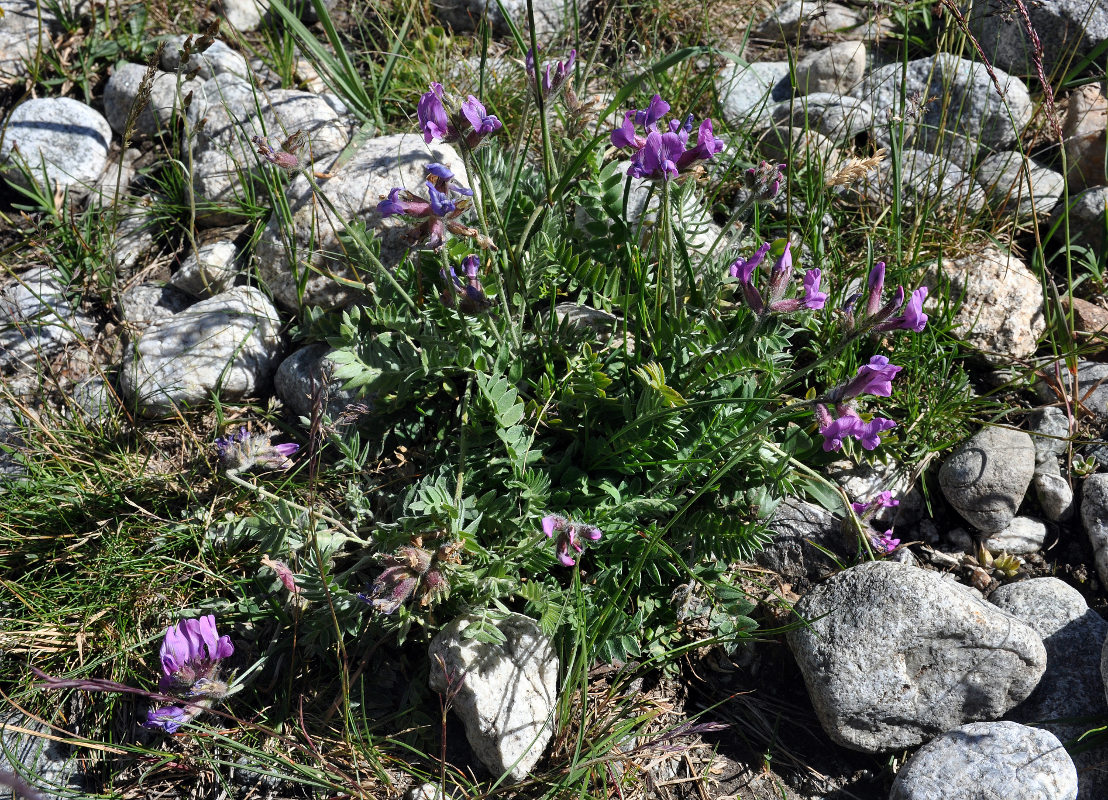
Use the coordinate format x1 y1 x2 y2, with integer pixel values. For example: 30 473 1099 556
146 615 234 732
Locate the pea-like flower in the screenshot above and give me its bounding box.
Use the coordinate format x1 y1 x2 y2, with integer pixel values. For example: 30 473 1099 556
814 355 902 452
845 262 929 333
815 409 897 452
610 95 724 181
745 160 786 201
729 241 826 315
145 615 234 733
526 47 575 102
214 427 298 473
251 129 306 171
542 515 602 567
378 164 495 251
441 254 491 314
418 83 502 149
360 541 461 614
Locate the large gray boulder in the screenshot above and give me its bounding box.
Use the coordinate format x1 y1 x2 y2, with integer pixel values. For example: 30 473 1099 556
0 266 95 375
717 61 792 124
103 62 204 138
0 98 111 196
254 132 465 309
889 721 1077 800
428 613 557 783
939 426 1036 533
120 285 283 417
969 0 1108 79
432 0 565 36
849 53 1033 169
787 561 1046 753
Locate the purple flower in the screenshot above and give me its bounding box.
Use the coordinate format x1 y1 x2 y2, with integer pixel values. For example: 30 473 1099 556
875 287 929 333
849 260 929 334
441 254 491 314
460 95 502 140
418 83 452 144
611 96 724 181
873 530 900 553
251 131 304 171
158 615 234 695
745 161 786 201
819 411 864 452
377 165 485 251
145 705 190 733
817 408 896 452
802 269 827 310
542 515 602 567
359 543 458 613
866 261 886 317
731 241 825 317
527 47 575 100
852 491 900 516
836 355 903 401
856 417 898 450
214 427 298 473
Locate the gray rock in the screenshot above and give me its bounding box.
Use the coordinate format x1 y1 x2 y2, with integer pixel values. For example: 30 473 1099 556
934 248 1045 363
69 375 121 423
889 721 1077 800
1050 187 1108 258
1082 473 1108 587
717 61 792 124
550 303 635 352
1061 84 1107 193
970 0 1108 78
0 0 62 82
274 343 360 421
825 458 924 528
850 53 1033 169
991 578 1108 798
754 497 844 584
169 240 239 298
254 132 464 309
119 285 283 417
1036 360 1108 419
939 426 1036 533
0 266 95 374
211 0 270 31
974 150 1064 221
428 612 557 783
0 97 111 196
0 713 88 798
794 41 866 96
787 561 1046 753
1030 407 1072 464
1035 470 1076 523
754 0 866 40
87 146 140 208
109 202 160 274
102 62 204 138
161 36 251 80
764 93 875 144
119 283 192 330
755 125 839 168
946 527 975 553
432 0 564 37
982 516 1047 554
186 74 356 227
842 148 987 216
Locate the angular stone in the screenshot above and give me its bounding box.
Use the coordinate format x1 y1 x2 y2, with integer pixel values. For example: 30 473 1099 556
1082 473 1108 587
794 41 866 96
428 613 557 783
975 151 1064 221
1036 360 1108 419
170 240 239 298
0 266 95 374
936 248 1045 363
254 133 464 309
1050 187 1108 257
1062 84 1107 192
274 343 361 421
102 62 204 138
765 93 874 144
787 561 1047 753
0 97 111 195
939 426 1036 533
717 61 792 124
970 0 1108 79
754 497 845 585
1035 471 1075 523
889 722 1077 800
850 54 1033 169
120 285 283 417
982 516 1047 554
1029 407 1071 464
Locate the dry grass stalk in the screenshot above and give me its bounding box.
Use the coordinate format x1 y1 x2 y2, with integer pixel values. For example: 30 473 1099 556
824 148 887 187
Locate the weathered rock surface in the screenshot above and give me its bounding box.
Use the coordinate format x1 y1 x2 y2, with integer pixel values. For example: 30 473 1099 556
717 61 792 123
1062 84 1107 192
0 266 95 374
754 0 866 41
119 284 192 330
939 426 1036 533
1082 473 1108 587
1035 470 1076 523
0 98 111 195
161 36 251 80
974 151 1064 221
889 721 1077 800
0 0 64 81
787 561 1046 753
842 148 986 216
103 62 204 138
764 93 874 144
936 248 1045 363
433 0 565 37
794 41 866 96
254 132 465 309
428 613 557 783
991 577 1108 799
1036 360 1108 419
850 53 1032 169
274 343 361 421
982 516 1047 554
120 285 283 417
755 497 844 586
970 0 1108 78
169 240 239 298
1050 187 1108 258
0 713 88 798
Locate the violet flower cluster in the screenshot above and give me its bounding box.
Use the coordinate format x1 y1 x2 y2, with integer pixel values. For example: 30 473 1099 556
542 515 602 567
729 240 826 316
441 254 491 314
526 47 575 102
418 83 502 150
851 491 901 554
215 427 298 473
145 615 234 733
815 355 902 452
360 541 462 614
377 163 493 251
610 94 724 181
845 262 929 334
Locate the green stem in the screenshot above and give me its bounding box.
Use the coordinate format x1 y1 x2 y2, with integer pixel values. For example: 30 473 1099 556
223 470 360 541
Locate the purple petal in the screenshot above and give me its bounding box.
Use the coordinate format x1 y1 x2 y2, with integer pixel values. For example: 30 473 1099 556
611 111 641 149
427 182 456 217
802 268 827 310
145 705 189 733
417 84 451 144
542 514 563 538
636 94 670 129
